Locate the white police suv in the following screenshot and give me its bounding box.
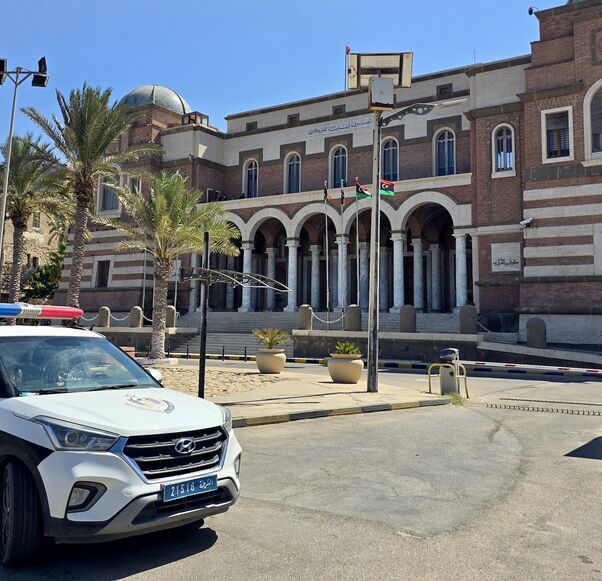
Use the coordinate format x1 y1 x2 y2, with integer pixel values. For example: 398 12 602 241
0 303 241 566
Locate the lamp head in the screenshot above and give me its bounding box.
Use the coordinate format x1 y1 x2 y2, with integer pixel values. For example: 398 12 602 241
31 57 48 87
0 58 6 85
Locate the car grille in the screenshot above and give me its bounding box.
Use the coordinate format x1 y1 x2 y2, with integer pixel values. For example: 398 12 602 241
123 427 227 480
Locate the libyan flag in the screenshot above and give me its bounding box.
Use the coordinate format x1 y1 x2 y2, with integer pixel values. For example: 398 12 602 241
355 180 371 199
379 179 395 197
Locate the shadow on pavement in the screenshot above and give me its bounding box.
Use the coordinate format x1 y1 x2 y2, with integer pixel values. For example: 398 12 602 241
3 523 218 581
566 436 602 460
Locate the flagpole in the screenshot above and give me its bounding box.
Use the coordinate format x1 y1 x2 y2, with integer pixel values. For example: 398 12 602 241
324 181 330 330
340 180 346 327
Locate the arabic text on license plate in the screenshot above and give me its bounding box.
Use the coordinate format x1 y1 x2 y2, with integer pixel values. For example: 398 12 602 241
162 474 218 502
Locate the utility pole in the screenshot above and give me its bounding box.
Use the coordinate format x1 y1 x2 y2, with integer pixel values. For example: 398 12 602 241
197 232 210 398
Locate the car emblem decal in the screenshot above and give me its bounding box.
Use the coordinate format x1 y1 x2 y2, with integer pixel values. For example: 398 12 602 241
124 394 175 414
174 438 196 455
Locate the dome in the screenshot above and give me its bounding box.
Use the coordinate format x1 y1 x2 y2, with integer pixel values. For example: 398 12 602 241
120 85 192 115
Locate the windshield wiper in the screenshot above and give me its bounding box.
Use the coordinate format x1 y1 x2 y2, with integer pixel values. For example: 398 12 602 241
86 383 140 392
23 388 70 395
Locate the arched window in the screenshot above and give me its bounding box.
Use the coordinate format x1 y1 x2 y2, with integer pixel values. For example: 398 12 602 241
435 130 455 176
97 168 121 214
331 146 347 187
244 160 258 197
286 154 301 194
493 125 514 173
382 139 399 182
590 87 602 154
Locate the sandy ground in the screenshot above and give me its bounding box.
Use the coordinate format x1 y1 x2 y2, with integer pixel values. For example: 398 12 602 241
156 365 275 397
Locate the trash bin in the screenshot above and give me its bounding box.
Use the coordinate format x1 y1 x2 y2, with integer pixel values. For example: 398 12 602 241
439 348 459 394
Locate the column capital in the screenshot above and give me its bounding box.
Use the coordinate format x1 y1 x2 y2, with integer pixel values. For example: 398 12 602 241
335 234 350 245
309 244 321 253
430 243 441 250
286 238 300 248
412 238 423 246
241 241 254 251
358 241 369 250
265 247 277 256
391 231 405 242
453 231 468 239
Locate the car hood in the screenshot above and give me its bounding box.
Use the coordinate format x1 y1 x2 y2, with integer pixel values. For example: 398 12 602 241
10 387 225 437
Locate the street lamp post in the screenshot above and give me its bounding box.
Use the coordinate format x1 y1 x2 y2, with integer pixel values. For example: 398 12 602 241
0 58 49 294
366 99 468 394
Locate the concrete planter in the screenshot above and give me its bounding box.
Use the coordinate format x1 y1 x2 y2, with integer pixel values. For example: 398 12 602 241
327 353 363 384
256 348 286 374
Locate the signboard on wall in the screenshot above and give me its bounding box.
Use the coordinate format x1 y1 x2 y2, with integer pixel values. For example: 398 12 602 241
491 243 522 272
306 117 373 138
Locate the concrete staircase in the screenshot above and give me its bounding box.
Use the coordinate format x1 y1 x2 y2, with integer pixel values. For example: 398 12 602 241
172 310 460 356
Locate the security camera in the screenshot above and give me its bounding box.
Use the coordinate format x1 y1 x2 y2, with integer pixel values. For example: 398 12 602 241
520 217 533 227
528 6 539 16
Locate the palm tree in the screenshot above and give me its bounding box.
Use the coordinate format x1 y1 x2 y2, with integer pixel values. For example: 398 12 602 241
22 84 161 308
0 134 69 304
97 171 240 359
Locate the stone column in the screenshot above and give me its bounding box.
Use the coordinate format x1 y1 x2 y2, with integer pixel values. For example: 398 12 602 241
359 242 370 311
265 247 276 311
284 239 299 312
188 253 198 313
379 247 389 311
336 235 349 311
225 256 235 311
412 238 424 311
309 244 321 310
238 241 253 312
431 244 442 312
330 249 338 310
455 233 468 308
390 232 404 312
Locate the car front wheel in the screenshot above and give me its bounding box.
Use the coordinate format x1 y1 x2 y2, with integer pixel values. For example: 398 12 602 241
0 461 43 567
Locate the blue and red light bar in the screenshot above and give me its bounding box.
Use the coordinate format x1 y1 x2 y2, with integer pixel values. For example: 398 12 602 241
0 303 84 320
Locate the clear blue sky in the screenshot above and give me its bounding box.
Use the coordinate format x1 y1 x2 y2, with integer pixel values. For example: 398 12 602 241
0 0 561 141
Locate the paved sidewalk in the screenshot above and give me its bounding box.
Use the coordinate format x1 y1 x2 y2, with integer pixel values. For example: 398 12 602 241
204 368 449 427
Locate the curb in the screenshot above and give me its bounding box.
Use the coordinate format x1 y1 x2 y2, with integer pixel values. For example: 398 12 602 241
135 352 602 380
230 398 450 428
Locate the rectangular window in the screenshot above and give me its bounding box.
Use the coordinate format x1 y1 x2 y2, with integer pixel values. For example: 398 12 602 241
130 178 141 194
287 114 299 125
96 260 111 288
31 256 39 269
32 212 41 229
246 121 257 132
436 83 453 99
332 105 345 116
544 110 571 160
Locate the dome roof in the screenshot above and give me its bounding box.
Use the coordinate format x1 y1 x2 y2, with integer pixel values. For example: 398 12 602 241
120 85 192 115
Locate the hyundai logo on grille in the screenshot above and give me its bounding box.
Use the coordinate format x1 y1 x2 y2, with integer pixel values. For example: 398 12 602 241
174 438 196 455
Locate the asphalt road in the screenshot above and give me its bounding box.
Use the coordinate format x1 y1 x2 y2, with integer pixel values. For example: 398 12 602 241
5 375 601 581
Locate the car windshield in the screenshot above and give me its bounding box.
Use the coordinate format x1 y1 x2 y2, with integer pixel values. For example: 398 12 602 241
0 335 158 395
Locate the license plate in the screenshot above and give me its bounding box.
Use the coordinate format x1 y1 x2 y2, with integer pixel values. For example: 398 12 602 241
162 474 218 503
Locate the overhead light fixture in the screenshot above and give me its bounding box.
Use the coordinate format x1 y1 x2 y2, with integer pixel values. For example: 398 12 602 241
31 57 48 87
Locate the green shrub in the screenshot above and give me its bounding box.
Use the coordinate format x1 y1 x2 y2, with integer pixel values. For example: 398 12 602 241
252 328 290 349
335 341 361 356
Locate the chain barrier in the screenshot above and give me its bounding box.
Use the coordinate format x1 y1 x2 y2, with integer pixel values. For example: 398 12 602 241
110 314 130 322
311 312 345 325
80 314 99 322
143 315 153 323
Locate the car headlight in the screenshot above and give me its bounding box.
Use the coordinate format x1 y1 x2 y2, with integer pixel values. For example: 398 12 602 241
33 416 119 451
221 406 232 433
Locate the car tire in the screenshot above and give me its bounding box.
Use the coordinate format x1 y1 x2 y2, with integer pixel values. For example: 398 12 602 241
0 461 43 567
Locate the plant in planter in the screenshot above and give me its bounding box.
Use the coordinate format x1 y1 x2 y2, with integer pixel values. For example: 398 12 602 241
252 328 290 374
327 341 363 384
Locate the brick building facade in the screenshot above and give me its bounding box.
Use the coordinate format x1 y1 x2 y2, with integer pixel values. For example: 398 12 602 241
60 0 602 345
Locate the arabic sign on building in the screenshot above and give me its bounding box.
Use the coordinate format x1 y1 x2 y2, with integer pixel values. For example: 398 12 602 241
306 117 373 138
491 243 522 272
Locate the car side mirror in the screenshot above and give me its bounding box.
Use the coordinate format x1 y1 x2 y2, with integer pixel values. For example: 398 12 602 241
147 367 163 384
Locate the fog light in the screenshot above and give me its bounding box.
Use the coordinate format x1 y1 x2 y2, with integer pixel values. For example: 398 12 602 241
68 487 91 508
66 482 106 513
234 454 242 476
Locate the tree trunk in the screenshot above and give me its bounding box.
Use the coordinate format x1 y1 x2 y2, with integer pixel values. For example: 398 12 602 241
8 219 26 304
149 260 172 360
67 198 91 308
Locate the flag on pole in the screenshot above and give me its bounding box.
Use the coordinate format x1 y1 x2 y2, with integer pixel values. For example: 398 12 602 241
355 178 371 199
345 45 352 55
323 181 331 202
340 181 346 208
379 179 395 197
